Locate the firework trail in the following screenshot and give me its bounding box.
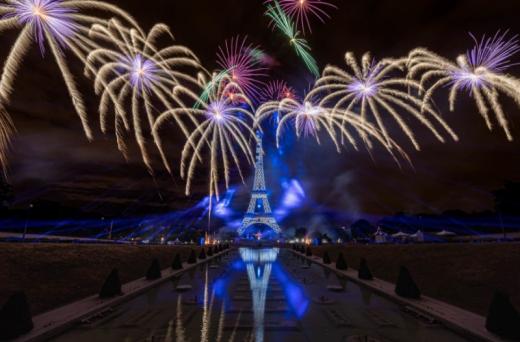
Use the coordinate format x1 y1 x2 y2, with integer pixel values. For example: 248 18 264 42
256 96 411 167
308 51 458 150
85 19 204 172
0 0 142 141
265 0 319 77
217 36 268 101
265 0 337 34
153 73 257 208
0 103 14 176
408 31 520 141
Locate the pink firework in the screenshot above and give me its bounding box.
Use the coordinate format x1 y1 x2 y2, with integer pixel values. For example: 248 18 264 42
265 0 337 34
260 80 297 103
216 36 268 101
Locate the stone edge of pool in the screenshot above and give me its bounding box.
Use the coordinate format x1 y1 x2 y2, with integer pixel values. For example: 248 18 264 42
290 249 503 342
12 249 231 342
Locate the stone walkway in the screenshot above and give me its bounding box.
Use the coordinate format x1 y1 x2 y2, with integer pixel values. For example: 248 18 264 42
13 250 228 342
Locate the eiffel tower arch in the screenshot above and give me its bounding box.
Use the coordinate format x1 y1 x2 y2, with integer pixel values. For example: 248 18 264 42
238 131 281 237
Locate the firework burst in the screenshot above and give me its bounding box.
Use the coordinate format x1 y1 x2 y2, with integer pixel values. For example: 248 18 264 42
217 36 268 102
308 51 458 150
85 19 204 172
265 0 319 77
256 96 410 167
408 31 520 141
266 0 337 34
259 80 297 102
0 0 142 141
153 74 256 206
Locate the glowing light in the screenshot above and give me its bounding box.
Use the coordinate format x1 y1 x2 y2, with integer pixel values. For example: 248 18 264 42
408 30 520 141
10 0 77 52
281 179 305 208
128 54 159 90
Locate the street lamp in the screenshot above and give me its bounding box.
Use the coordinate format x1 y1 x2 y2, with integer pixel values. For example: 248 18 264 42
108 219 114 240
22 203 34 241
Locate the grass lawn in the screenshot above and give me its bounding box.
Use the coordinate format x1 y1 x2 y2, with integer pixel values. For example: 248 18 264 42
0 243 202 315
310 243 520 316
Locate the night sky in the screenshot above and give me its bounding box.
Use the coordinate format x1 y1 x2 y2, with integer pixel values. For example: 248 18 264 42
2 0 520 224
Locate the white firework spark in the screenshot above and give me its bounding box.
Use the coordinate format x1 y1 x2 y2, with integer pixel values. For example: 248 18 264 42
85 19 204 172
308 51 459 150
0 103 14 176
0 0 142 141
256 96 410 166
408 31 520 141
153 74 257 206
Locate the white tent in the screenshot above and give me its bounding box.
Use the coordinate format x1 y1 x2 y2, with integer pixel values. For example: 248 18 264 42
436 230 456 237
410 230 425 242
392 231 410 238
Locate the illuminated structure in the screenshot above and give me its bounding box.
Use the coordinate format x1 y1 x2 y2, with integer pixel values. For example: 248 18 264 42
239 248 280 342
238 131 281 237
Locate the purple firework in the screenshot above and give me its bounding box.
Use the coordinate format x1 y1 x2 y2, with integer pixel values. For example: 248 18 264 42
346 61 381 100
6 0 77 52
217 36 268 101
127 54 159 90
206 100 228 122
295 101 321 137
467 30 520 72
260 80 297 102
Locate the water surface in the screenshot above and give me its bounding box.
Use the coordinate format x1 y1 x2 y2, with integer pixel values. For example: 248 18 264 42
53 248 469 341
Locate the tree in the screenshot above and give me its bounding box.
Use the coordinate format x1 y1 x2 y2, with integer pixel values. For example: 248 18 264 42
395 266 421 299
99 269 122 298
146 259 162 280
351 219 376 238
295 227 308 239
336 253 348 270
0 292 33 339
0 177 13 212
494 181 520 215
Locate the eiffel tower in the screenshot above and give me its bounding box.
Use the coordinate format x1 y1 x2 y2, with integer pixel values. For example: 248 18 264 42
238 131 281 236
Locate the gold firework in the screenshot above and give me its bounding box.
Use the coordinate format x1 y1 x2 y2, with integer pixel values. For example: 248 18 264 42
256 97 410 165
0 102 15 176
153 74 257 205
85 19 204 172
0 0 142 141
308 52 458 150
408 43 520 141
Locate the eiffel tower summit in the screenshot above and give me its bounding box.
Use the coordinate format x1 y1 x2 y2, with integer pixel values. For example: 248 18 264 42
238 131 281 238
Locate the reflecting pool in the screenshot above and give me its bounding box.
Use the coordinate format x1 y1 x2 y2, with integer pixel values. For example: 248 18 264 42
52 248 469 341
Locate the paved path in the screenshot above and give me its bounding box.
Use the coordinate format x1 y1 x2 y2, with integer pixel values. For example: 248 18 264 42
292 249 503 342
13 249 228 342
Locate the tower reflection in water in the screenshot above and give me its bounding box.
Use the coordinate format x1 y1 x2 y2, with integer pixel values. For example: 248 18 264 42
239 248 280 342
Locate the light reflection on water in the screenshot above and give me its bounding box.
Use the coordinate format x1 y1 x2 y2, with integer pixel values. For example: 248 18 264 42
240 247 279 342
52 248 469 342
